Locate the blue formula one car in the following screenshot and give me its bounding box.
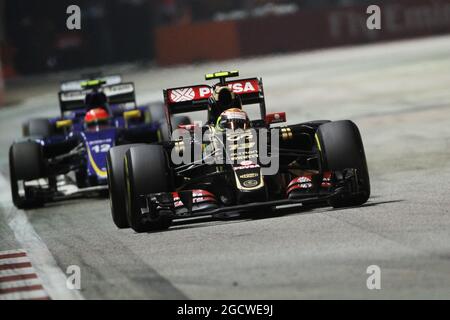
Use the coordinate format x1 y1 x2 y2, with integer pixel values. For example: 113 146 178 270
9 75 190 209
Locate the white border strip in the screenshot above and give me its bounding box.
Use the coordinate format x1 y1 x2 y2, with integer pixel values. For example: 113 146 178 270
0 267 36 277
0 174 84 300
0 257 31 265
0 249 27 256
0 289 49 300
0 278 43 289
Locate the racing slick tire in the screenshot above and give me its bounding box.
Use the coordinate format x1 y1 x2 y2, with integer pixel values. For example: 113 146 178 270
316 120 370 208
124 145 172 232
9 141 46 209
23 118 53 138
106 144 143 229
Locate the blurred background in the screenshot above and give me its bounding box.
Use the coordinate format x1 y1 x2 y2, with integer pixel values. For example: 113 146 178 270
1 0 450 107
1 0 450 85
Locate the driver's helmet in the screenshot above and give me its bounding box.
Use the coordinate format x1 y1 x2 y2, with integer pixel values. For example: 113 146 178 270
216 108 250 131
84 108 111 131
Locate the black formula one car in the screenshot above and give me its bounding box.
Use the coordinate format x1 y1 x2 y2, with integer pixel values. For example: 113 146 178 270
106 71 370 232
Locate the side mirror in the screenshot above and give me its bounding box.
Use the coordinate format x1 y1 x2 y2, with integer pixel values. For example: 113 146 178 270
265 112 286 125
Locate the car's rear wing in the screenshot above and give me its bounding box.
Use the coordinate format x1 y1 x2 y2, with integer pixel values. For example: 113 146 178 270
58 82 136 113
163 77 266 135
60 74 122 91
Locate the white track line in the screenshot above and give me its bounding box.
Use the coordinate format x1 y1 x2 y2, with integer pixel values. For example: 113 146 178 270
0 174 84 300
0 267 36 276
0 289 49 300
0 257 31 265
0 278 43 289
0 249 27 256
0 267 36 277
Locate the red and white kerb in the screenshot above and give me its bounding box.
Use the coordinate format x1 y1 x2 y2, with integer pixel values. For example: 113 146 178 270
0 249 50 300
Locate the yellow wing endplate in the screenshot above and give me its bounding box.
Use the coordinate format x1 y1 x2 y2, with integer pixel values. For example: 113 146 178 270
56 119 73 129
123 109 141 121
81 79 107 89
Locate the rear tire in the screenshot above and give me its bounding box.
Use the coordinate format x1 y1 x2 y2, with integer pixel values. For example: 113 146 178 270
124 145 172 232
23 119 53 138
316 120 370 208
9 141 45 209
106 144 143 229
22 122 30 137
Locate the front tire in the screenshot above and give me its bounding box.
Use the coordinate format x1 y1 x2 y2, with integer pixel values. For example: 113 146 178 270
124 145 172 232
9 141 45 209
23 119 53 138
316 120 370 207
106 144 143 229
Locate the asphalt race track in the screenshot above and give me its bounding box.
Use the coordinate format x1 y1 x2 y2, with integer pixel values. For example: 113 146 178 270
1 35 450 299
